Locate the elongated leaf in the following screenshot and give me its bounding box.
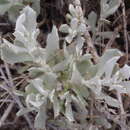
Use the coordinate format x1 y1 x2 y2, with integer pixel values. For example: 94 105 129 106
76 36 85 50
105 0 121 18
15 13 26 33
104 56 120 79
29 66 50 78
3 39 27 53
46 26 59 60
87 11 97 32
21 6 37 32
101 94 119 108
71 63 83 85
110 84 127 94
34 103 47 129
69 4 77 17
1 44 32 64
97 49 122 77
100 0 121 18
17 107 34 116
65 93 74 122
30 78 49 96
50 90 60 118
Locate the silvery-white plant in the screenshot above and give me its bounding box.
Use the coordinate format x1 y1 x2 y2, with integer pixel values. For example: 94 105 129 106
1 0 130 129
0 0 40 22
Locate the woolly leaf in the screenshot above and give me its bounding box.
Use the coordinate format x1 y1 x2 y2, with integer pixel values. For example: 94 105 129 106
71 63 83 85
46 25 59 60
120 65 130 79
65 93 74 122
30 78 49 96
100 0 121 18
59 24 70 33
21 6 37 32
17 107 34 116
1 43 32 64
69 4 77 17
34 103 47 129
88 11 97 32
50 90 60 118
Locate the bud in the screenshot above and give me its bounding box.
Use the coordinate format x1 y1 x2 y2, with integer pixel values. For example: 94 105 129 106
75 6 83 17
69 4 76 17
74 0 81 6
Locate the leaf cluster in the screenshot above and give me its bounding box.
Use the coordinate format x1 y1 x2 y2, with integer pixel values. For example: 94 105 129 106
1 0 130 130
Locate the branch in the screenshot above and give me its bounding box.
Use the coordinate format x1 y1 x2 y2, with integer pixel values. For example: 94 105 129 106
0 102 14 127
121 0 129 63
84 31 99 63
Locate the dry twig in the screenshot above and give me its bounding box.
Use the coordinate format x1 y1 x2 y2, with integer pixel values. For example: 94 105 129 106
0 102 14 127
121 0 129 63
0 64 35 130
